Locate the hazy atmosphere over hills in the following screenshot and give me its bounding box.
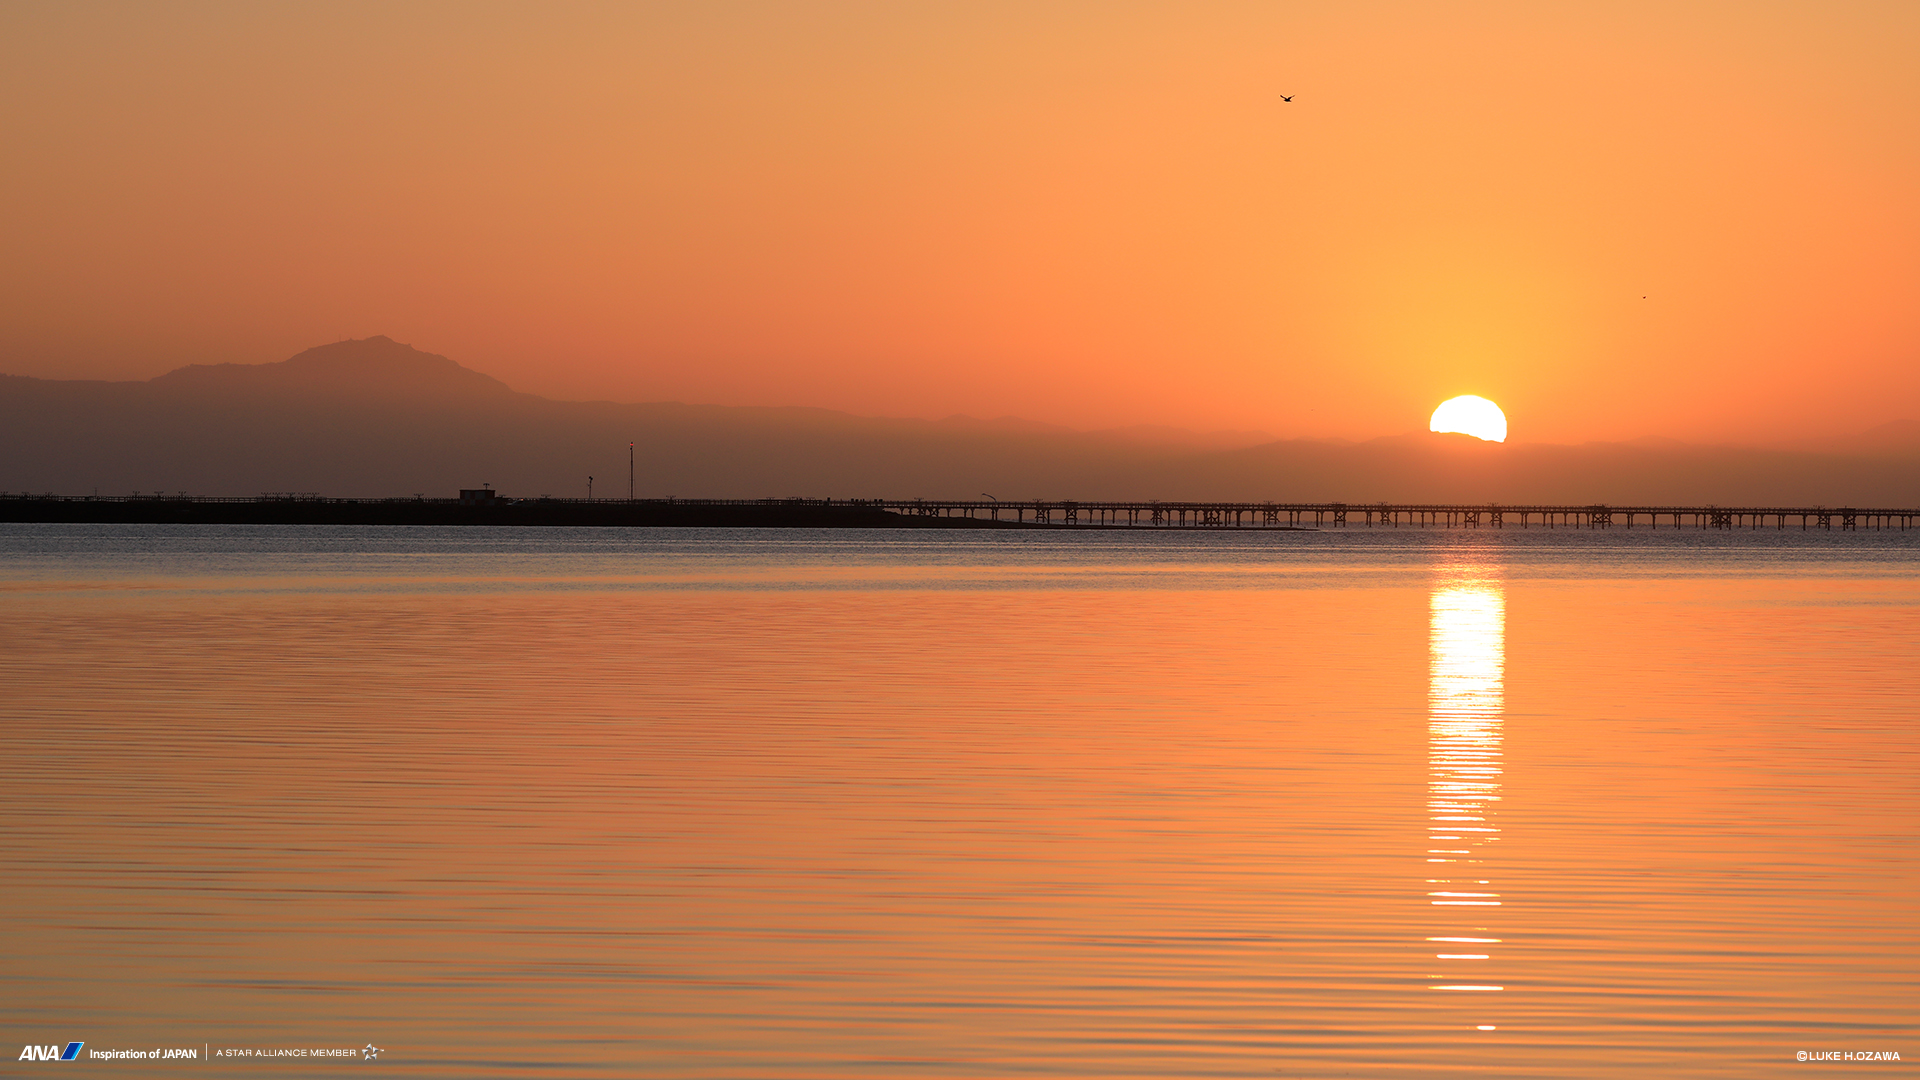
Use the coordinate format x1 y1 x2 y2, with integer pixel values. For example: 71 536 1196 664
3 337 1916 505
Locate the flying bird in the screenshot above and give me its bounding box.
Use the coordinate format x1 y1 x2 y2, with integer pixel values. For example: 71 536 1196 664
1281 94 1294 102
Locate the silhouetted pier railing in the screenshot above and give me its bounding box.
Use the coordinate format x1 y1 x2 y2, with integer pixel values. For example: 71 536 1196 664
865 499 1917 530
3 492 1916 530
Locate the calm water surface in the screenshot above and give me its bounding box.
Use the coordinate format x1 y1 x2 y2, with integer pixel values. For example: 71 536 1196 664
3 525 1916 1077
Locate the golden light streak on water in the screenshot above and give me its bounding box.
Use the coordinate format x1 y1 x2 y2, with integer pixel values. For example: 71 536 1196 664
1426 572 1506 1022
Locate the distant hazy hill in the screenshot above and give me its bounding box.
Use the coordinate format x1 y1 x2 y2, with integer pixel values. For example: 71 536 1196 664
2 336 1916 505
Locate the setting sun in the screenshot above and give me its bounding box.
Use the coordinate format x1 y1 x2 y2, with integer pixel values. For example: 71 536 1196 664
1430 395 1508 443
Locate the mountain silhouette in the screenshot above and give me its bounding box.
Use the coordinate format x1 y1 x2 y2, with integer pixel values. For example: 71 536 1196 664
2 337 1916 504
145 336 520 404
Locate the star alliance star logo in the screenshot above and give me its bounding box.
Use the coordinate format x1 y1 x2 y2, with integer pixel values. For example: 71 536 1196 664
362 1043 381 1062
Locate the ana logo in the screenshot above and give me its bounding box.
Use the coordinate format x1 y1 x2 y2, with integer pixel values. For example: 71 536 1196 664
17 1042 82 1061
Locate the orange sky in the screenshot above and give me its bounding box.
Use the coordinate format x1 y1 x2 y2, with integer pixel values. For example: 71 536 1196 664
2 1 1915 444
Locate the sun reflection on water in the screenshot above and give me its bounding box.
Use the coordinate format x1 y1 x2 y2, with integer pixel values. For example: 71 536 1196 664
1426 573 1506 1007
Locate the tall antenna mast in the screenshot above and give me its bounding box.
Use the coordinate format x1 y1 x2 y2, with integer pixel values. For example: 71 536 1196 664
629 442 634 502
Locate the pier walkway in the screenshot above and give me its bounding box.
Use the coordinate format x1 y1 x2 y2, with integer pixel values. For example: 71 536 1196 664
867 499 1904 526
863 499 1918 530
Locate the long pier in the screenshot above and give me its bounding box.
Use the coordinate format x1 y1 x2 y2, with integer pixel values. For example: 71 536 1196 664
2 493 1916 530
867 499 1919 531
